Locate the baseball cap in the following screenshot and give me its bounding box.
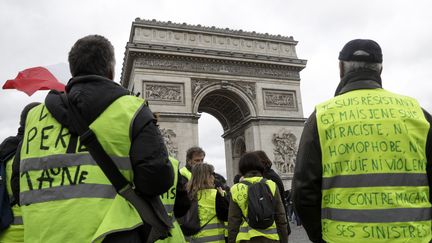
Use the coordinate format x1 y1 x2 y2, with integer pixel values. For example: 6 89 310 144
339 39 382 63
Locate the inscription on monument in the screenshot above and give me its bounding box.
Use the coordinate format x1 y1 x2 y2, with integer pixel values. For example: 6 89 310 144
143 82 184 105
263 89 297 110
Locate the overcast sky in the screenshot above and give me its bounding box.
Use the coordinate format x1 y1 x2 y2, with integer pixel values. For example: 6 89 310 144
1 0 431 177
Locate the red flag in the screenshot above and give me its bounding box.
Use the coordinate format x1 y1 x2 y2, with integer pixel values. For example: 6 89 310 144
2 66 65 96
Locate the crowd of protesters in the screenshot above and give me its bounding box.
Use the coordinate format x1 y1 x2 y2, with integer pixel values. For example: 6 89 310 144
0 35 430 243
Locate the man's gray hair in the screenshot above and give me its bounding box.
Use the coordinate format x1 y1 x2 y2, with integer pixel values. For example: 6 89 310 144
68 35 115 78
342 61 382 76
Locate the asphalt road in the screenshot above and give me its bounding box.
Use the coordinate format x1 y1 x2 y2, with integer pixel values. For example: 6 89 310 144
289 222 311 243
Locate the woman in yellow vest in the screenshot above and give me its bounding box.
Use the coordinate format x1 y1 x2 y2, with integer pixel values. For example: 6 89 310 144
187 163 228 243
228 152 288 243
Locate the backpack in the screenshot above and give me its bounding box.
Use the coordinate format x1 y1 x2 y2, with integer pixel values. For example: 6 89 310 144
0 157 13 231
241 178 275 229
177 198 216 236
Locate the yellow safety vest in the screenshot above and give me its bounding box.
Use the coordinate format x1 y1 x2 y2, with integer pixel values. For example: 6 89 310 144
19 95 146 242
157 157 186 243
190 189 225 243
180 167 192 181
316 88 432 243
231 177 279 242
0 156 24 243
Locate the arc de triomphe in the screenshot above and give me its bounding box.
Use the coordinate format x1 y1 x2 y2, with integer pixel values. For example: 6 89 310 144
121 19 307 187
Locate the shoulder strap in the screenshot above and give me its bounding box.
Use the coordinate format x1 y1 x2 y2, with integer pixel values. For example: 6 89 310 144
200 214 217 230
60 94 172 242
10 142 22 206
60 94 129 191
240 180 252 186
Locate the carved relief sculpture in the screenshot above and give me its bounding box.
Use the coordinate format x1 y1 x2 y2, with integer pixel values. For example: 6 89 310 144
135 55 300 80
191 79 217 97
144 82 184 105
160 128 178 157
272 129 298 174
263 89 297 110
235 81 256 102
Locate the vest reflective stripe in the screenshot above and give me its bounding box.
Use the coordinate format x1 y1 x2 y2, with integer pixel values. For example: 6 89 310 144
180 167 191 181
191 189 225 243
190 234 225 243
223 221 228 237
20 153 131 172
157 157 186 243
322 173 429 189
20 183 117 205
231 177 279 241
316 89 432 243
11 216 23 225
322 207 432 223
163 204 174 214
20 96 145 243
239 226 278 234
202 222 224 230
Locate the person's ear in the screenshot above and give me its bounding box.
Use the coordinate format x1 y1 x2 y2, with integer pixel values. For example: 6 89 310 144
108 68 114 80
339 61 344 79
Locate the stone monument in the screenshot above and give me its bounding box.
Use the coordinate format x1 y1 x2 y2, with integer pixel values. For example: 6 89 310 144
121 19 307 188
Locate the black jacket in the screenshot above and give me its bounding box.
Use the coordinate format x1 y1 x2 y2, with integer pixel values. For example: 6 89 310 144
174 169 191 218
263 168 286 203
292 70 432 243
263 168 291 235
0 136 20 163
40 75 174 197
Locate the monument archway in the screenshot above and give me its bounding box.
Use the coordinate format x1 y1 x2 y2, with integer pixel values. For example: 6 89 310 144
121 19 307 187
194 82 255 179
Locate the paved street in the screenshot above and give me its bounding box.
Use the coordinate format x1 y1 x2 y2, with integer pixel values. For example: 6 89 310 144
289 222 311 243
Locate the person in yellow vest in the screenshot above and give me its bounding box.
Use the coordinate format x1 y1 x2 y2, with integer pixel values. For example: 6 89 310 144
180 147 206 181
180 147 229 192
18 35 174 242
229 152 288 243
292 39 432 243
253 150 291 235
187 163 228 242
157 156 191 243
0 102 39 243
